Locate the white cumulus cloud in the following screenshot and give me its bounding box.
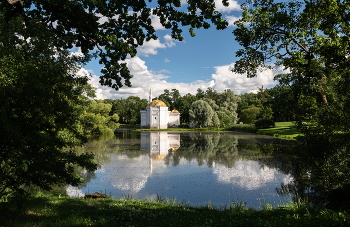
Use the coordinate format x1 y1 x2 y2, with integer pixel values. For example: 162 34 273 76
150 14 166 30
137 39 166 57
164 34 177 47
215 0 241 13
137 34 177 57
83 57 280 100
85 56 215 100
225 15 242 26
211 63 277 94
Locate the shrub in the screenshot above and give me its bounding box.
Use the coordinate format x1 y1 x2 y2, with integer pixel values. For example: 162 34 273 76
255 119 275 129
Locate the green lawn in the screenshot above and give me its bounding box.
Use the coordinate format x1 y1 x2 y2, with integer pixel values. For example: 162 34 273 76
1 193 349 227
121 122 302 140
257 122 302 140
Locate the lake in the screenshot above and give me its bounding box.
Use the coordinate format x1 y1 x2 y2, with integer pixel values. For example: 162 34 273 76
68 130 296 209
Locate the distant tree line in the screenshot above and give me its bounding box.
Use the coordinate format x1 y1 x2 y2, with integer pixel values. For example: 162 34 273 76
81 83 320 131
156 88 240 127
83 88 241 129
237 85 318 125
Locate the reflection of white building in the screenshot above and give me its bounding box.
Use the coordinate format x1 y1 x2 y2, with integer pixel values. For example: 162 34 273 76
141 132 180 174
140 89 180 129
141 132 180 159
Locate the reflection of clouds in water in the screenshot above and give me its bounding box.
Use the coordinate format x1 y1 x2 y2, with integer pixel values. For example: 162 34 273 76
112 177 149 192
107 154 150 193
95 155 147 173
104 154 167 193
96 166 106 173
213 160 293 190
66 185 85 197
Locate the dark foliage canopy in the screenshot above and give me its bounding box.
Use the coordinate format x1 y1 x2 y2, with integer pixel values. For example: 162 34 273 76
1 0 228 90
0 0 230 199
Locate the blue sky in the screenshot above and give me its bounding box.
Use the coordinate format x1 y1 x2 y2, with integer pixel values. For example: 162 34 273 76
78 0 278 100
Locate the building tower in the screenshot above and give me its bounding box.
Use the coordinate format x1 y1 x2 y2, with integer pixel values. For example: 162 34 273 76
149 87 152 103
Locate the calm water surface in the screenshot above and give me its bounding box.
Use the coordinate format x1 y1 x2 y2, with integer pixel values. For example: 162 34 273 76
68 130 295 209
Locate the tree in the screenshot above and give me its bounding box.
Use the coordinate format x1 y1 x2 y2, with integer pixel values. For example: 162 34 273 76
80 100 120 134
239 106 260 124
217 89 240 124
216 108 235 127
268 86 295 122
189 100 214 128
106 99 126 122
105 98 147 124
0 0 230 200
233 0 350 206
171 89 181 110
177 93 198 124
87 100 112 116
218 89 240 112
2 0 228 90
158 89 181 110
0 17 97 198
204 87 219 102
211 112 221 128
122 96 148 125
255 87 273 120
196 88 205 99
233 0 350 129
107 114 120 130
238 93 261 113
158 89 172 107
201 98 219 111
269 77 318 122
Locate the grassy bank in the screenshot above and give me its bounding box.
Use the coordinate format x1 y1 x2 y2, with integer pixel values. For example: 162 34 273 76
195 122 300 139
226 124 257 133
134 124 255 133
1 193 349 227
257 122 302 140
120 122 301 140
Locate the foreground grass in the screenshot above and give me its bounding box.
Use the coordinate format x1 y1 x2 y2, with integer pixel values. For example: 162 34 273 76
1 194 349 227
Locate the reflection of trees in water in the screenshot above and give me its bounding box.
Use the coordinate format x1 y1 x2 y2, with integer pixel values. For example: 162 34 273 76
76 134 121 165
164 132 239 168
165 132 305 202
295 133 350 208
114 129 140 140
75 134 121 188
115 129 144 159
75 130 146 188
237 137 320 205
165 132 288 168
256 144 309 204
72 131 350 208
256 134 350 208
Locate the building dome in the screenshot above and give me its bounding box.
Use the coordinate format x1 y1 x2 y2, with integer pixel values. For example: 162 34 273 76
148 99 167 107
171 109 179 113
150 154 167 160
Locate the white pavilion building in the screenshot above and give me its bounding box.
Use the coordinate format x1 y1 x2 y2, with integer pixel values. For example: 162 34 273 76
140 89 180 129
